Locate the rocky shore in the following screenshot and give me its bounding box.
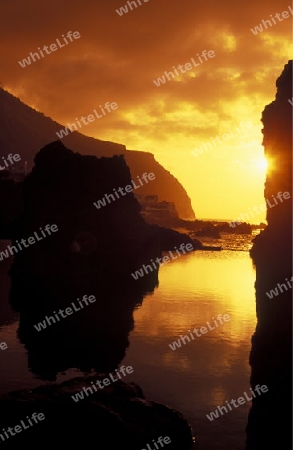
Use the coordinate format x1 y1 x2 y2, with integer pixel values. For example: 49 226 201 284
0 376 194 449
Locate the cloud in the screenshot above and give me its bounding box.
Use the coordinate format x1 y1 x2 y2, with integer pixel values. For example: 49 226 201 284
0 0 291 218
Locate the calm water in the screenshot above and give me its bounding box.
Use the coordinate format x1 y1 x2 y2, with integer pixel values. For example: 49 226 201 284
0 241 257 450
122 249 257 449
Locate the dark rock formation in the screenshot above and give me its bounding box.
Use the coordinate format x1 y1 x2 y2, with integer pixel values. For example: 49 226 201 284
5 141 194 378
0 254 14 327
0 377 194 449
247 61 292 449
0 141 196 448
0 177 23 238
0 88 195 219
5 273 193 450
7 141 193 286
195 224 221 238
125 150 194 219
3 243 194 448
218 222 252 235
154 225 202 250
10 276 145 379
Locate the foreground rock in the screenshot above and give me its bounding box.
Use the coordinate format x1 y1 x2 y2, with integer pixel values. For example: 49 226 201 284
0 376 194 449
247 61 292 450
195 224 221 238
8 141 194 285
1 142 196 450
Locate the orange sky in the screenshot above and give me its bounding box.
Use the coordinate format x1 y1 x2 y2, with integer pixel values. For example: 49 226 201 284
1 0 292 220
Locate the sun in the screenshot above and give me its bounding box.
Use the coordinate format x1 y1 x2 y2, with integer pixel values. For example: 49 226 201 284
257 155 276 176
239 155 270 176
256 156 269 174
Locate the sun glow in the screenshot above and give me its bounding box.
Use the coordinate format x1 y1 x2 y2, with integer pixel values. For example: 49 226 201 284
256 156 269 174
264 156 276 175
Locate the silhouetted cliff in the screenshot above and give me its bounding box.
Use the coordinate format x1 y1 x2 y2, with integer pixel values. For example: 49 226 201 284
247 61 292 450
125 150 194 219
8 141 195 287
0 88 195 219
1 141 195 449
0 175 23 237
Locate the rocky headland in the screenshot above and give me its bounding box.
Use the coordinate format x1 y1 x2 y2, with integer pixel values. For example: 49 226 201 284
0 88 194 220
247 61 292 449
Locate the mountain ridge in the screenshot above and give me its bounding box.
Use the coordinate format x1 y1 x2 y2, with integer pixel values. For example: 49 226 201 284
0 88 195 219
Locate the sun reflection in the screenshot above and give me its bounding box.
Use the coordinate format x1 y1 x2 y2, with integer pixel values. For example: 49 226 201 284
133 251 257 344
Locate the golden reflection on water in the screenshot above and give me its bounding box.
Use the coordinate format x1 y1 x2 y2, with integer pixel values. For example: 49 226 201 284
133 250 256 343
0 248 257 449
124 249 257 429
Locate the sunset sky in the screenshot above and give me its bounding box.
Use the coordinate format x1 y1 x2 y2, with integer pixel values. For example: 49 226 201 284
1 0 292 220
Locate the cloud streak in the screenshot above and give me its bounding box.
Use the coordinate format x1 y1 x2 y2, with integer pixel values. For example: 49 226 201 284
1 0 291 218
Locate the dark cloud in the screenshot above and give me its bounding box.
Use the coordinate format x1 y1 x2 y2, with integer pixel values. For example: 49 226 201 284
0 0 291 217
